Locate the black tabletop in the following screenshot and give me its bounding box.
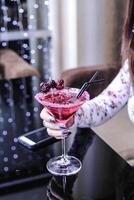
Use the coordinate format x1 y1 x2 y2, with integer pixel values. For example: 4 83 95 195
0 77 134 200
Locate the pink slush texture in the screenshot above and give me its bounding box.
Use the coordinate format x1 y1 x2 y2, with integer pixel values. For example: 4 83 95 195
35 88 89 120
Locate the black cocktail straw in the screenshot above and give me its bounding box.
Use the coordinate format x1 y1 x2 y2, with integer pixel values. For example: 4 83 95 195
76 71 99 98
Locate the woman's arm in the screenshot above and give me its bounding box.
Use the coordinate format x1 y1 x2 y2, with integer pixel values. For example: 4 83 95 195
128 96 134 124
76 60 130 127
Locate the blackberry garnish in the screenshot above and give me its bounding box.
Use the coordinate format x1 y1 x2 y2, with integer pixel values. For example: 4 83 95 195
58 79 64 86
40 82 45 91
40 82 45 88
50 80 57 88
40 82 50 93
40 79 64 92
56 79 64 90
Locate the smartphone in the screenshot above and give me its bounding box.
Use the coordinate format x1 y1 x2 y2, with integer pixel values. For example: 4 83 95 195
18 127 58 150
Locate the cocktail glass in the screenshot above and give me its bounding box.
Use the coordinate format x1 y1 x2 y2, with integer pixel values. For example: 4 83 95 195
35 88 89 176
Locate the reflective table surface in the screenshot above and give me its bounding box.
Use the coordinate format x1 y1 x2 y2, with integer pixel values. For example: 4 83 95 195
0 77 134 200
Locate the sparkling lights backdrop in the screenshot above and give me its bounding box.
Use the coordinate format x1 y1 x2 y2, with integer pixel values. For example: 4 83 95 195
0 1 52 174
0 0 51 81
0 77 52 175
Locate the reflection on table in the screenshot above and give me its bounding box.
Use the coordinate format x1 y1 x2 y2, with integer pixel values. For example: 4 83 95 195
47 128 134 200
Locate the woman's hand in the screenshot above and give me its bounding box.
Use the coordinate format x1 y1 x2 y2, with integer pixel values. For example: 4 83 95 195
40 108 74 139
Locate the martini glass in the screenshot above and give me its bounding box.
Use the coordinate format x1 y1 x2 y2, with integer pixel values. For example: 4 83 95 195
35 87 89 176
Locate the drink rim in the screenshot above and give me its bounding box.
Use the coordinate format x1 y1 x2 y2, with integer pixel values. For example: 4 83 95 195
35 88 89 108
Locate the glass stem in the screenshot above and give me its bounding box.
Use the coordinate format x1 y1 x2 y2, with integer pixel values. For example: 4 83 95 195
62 137 67 161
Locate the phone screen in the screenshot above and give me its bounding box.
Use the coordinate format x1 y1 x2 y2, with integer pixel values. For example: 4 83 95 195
26 127 48 143
18 127 58 149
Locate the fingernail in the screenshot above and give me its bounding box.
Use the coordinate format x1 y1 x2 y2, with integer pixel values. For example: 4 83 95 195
59 125 66 129
48 119 55 123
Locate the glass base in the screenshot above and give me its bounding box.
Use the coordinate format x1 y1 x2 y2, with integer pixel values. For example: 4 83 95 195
46 155 82 176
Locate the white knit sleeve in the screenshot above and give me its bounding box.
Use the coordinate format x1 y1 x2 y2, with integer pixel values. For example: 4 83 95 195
128 96 134 124
75 60 130 127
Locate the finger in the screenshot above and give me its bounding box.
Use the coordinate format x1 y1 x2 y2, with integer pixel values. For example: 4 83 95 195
47 128 71 139
47 128 63 139
40 108 55 122
43 121 65 130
